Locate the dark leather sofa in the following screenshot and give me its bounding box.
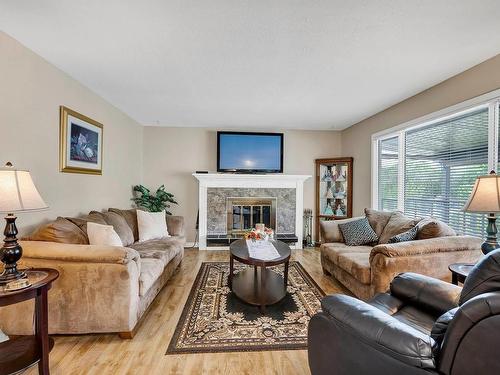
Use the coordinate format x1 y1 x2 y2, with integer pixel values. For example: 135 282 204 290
308 249 500 375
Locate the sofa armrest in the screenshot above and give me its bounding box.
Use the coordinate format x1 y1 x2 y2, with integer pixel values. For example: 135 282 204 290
320 294 436 369
390 272 461 315
370 236 481 263
19 240 140 265
1 241 141 335
166 215 185 237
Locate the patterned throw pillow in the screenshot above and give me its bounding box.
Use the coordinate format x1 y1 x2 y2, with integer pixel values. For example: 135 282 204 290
338 217 379 246
388 225 418 243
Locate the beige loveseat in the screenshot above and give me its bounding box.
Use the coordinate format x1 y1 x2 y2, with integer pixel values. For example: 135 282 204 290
320 209 482 300
0 208 185 338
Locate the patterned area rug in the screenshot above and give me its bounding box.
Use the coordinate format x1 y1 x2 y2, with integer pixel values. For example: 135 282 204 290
166 261 325 354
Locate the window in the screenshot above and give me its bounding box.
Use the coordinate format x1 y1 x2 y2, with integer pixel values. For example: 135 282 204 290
373 95 500 237
378 136 399 211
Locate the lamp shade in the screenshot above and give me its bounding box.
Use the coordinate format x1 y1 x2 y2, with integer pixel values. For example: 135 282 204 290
463 173 500 213
0 163 48 213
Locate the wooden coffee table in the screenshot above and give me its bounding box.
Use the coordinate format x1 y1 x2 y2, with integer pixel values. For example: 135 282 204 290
228 239 291 312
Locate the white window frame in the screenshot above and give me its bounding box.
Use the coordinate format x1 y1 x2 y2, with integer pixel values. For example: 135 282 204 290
372 88 500 211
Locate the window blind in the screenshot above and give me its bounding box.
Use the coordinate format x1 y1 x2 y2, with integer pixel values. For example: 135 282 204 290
404 107 488 236
378 136 399 211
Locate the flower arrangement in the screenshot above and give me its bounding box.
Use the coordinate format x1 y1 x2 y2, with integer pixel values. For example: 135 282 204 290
244 225 274 242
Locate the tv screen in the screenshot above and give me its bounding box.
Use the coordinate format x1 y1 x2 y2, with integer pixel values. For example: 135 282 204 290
217 132 283 173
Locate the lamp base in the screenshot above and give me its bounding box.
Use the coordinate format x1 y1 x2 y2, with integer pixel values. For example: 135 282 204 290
0 214 26 285
482 214 500 255
0 269 26 285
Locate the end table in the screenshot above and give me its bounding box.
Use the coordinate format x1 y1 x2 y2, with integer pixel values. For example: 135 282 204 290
448 263 474 285
0 268 59 375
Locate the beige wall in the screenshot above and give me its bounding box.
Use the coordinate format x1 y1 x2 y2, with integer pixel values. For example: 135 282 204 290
0 32 143 235
341 53 500 215
142 127 341 242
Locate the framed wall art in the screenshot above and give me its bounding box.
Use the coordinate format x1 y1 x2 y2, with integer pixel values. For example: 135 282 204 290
59 106 103 175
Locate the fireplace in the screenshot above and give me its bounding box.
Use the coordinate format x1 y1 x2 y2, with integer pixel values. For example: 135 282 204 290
226 197 277 234
193 173 310 249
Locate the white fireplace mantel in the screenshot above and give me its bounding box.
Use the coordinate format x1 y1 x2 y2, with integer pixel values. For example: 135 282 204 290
193 173 311 250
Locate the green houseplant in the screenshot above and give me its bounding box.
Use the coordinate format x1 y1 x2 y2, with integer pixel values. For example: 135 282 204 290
132 185 178 214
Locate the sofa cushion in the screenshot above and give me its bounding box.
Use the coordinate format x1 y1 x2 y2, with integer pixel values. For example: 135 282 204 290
100 211 134 246
129 237 183 267
338 217 379 246
388 226 419 243
109 208 139 242
364 208 393 237
320 217 363 243
378 212 419 244
417 217 456 240
321 242 373 265
25 217 88 244
66 212 108 240
139 258 165 297
336 251 371 284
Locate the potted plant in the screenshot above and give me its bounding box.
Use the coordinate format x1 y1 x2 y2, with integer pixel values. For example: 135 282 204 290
132 185 177 214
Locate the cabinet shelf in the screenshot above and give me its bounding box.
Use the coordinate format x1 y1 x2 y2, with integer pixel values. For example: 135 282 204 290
0 335 54 375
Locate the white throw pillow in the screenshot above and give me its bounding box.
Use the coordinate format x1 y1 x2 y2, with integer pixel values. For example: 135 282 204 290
87 222 123 246
137 210 169 242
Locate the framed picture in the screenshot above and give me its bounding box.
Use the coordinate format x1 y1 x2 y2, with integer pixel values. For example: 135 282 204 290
59 106 103 175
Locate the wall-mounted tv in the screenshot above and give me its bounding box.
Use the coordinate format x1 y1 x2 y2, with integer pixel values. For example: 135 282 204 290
217 131 284 173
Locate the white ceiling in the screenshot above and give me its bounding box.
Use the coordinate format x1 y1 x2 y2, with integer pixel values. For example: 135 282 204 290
1 1 500 130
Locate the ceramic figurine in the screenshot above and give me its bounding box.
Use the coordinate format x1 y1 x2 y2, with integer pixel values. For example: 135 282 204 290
323 203 334 215
322 169 333 182
325 189 334 199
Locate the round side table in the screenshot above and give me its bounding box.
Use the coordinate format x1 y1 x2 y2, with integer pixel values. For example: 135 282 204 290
448 263 474 285
228 239 291 313
0 268 59 375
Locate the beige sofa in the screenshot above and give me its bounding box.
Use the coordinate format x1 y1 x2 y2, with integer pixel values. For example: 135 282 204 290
0 208 185 338
320 209 482 300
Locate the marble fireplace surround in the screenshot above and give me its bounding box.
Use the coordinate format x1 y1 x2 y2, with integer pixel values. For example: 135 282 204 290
193 173 311 250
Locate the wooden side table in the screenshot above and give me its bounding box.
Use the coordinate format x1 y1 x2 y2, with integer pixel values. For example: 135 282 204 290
449 263 475 285
0 268 59 375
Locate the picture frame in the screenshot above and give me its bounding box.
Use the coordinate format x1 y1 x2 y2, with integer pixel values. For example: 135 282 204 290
59 106 103 175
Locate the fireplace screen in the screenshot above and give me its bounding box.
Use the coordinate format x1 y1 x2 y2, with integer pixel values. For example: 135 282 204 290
226 197 277 234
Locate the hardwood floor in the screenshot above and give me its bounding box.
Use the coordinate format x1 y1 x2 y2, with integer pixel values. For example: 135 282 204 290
26 248 349 375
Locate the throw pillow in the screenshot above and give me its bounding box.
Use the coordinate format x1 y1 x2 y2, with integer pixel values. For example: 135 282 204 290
24 217 88 244
137 210 169 242
417 217 456 240
87 222 123 246
101 211 134 246
364 208 393 237
338 217 379 246
109 208 139 242
378 212 420 244
320 217 363 243
388 225 419 243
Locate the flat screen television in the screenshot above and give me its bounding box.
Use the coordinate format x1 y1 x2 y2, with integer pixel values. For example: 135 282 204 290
217 131 284 173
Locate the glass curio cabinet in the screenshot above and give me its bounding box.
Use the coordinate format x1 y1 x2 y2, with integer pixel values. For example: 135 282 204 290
315 157 353 243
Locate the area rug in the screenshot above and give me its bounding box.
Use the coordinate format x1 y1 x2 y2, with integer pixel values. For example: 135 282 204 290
166 261 325 354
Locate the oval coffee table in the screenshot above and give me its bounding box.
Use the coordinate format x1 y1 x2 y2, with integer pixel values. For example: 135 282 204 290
228 239 291 313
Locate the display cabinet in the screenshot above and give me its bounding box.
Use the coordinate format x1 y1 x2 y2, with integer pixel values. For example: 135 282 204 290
315 157 353 243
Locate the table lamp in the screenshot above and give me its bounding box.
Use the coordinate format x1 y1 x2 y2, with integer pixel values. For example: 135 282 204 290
463 171 500 254
0 162 48 284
